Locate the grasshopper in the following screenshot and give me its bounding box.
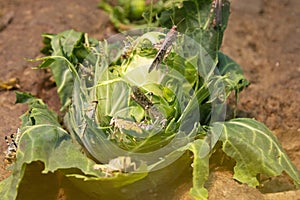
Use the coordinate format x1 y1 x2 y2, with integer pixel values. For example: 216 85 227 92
148 17 185 73
148 25 178 73
210 0 223 28
130 86 153 110
121 36 136 59
4 128 21 164
214 0 223 28
93 156 137 176
80 100 98 139
109 117 156 141
110 117 144 136
130 86 166 124
109 86 166 141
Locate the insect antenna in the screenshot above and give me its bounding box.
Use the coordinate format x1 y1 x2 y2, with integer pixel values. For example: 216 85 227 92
170 16 185 29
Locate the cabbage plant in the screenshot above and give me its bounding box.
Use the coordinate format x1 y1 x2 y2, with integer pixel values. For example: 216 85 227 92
0 1 299 200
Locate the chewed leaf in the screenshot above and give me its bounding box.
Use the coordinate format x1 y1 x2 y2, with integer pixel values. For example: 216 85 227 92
0 125 97 200
15 91 35 104
1 94 152 199
18 125 101 176
17 92 61 127
213 118 300 187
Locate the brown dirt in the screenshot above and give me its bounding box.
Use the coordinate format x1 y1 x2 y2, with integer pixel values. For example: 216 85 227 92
0 0 299 199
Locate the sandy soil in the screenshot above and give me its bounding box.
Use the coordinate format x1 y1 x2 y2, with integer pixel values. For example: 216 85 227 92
0 0 299 199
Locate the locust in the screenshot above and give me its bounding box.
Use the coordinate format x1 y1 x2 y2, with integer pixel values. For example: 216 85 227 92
4 128 21 164
148 25 178 73
211 0 223 28
214 0 223 27
121 36 135 59
130 86 153 110
110 117 145 140
109 86 167 140
130 86 166 125
80 100 98 139
93 156 137 177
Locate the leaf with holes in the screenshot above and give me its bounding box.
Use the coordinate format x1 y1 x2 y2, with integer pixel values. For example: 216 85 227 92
212 118 300 187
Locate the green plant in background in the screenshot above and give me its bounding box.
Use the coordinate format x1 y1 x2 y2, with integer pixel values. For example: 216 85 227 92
0 1 299 200
98 0 182 30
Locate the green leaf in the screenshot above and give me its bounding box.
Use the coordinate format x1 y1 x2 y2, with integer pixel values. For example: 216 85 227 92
188 139 209 200
0 124 97 199
159 0 231 60
48 31 83 110
34 57 56 69
5 1 300 200
0 176 14 200
17 96 99 174
19 125 100 176
17 94 60 127
98 0 174 30
217 52 250 93
38 30 90 110
1 96 149 199
214 118 300 187
15 91 35 104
